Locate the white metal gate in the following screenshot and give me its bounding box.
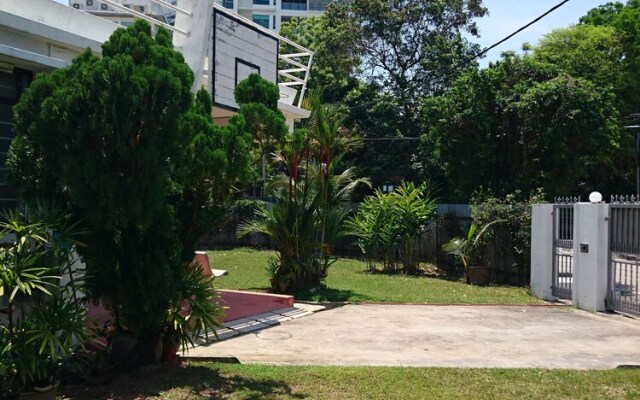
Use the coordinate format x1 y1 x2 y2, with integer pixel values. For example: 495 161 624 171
552 199 576 299
609 196 640 315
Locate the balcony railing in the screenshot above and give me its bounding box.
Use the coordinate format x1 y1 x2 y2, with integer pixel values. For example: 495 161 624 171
83 1 314 109
96 0 191 35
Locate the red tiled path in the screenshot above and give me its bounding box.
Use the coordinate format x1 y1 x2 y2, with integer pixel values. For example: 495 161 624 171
87 289 294 330
86 252 293 334
217 289 293 322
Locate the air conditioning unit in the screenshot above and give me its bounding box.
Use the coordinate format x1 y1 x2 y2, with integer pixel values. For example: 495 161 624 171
72 3 80 8
101 3 108 10
86 0 93 6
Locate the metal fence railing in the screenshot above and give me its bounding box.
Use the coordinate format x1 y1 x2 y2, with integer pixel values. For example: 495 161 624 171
552 197 578 299
609 196 640 315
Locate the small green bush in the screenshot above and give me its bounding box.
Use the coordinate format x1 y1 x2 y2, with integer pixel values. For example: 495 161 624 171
470 189 545 285
231 199 266 222
349 182 437 274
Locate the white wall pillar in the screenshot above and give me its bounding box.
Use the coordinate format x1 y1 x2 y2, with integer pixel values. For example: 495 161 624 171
530 204 554 300
174 0 215 92
572 203 609 312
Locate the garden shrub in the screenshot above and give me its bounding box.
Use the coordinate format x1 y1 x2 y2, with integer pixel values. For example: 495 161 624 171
238 92 368 292
349 182 437 274
470 189 545 285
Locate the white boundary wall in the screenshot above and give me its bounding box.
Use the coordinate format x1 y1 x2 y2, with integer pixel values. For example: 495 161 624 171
530 204 554 301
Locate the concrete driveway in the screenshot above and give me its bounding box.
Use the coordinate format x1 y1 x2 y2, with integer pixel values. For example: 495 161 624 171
188 304 640 369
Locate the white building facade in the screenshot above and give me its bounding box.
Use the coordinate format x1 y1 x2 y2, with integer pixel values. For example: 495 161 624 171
0 0 312 209
215 0 333 31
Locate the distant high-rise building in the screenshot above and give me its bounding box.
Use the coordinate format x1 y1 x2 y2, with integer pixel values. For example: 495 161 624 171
215 0 334 31
70 0 336 31
68 0 177 26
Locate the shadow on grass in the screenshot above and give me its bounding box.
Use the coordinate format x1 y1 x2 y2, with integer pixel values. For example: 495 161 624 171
239 287 272 292
361 266 464 282
237 285 371 303
292 284 371 302
61 364 307 399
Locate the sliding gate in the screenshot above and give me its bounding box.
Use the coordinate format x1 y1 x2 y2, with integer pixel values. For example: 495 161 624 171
609 198 640 315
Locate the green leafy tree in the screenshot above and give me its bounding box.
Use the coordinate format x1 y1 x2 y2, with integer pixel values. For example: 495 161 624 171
421 54 621 201
234 73 288 198
306 92 364 273
279 16 360 102
345 83 418 189
8 21 250 364
581 0 640 116
325 0 486 137
390 182 437 274
281 1 487 188
534 25 624 91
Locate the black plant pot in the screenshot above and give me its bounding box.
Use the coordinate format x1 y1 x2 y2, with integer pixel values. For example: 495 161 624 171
19 380 59 400
468 266 492 286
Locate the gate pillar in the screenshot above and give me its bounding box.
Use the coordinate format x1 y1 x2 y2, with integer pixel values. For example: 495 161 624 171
531 204 554 300
573 203 610 312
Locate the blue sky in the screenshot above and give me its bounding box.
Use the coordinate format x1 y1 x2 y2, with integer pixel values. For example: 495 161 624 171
54 0 611 67
474 0 611 66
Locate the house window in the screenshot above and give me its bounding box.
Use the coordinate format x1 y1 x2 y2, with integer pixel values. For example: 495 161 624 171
308 0 330 11
253 0 269 4
281 0 306 10
0 68 32 212
252 14 270 28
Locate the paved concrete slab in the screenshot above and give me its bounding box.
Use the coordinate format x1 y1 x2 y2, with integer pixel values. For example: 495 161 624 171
273 307 314 319
187 304 640 369
196 328 240 344
224 318 271 333
250 312 289 326
193 302 326 347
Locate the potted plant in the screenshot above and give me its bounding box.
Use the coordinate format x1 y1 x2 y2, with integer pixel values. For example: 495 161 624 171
0 209 87 399
442 220 503 285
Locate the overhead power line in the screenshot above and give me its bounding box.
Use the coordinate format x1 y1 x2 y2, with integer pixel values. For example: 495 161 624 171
469 0 572 64
348 0 573 111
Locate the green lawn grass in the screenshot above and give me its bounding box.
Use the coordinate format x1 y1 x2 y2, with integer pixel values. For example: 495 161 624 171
209 248 541 304
61 362 640 400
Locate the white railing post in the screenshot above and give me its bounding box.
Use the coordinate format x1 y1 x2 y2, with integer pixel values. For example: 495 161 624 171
530 204 555 300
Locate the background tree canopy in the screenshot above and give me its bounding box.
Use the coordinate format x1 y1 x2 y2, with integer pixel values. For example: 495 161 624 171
419 54 620 201
580 0 640 116
279 0 640 201
281 0 487 190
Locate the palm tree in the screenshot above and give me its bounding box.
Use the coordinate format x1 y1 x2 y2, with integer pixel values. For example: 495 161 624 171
306 91 366 273
237 92 369 292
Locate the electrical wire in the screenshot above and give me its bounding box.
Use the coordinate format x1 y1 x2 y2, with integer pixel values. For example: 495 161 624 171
347 0 573 112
